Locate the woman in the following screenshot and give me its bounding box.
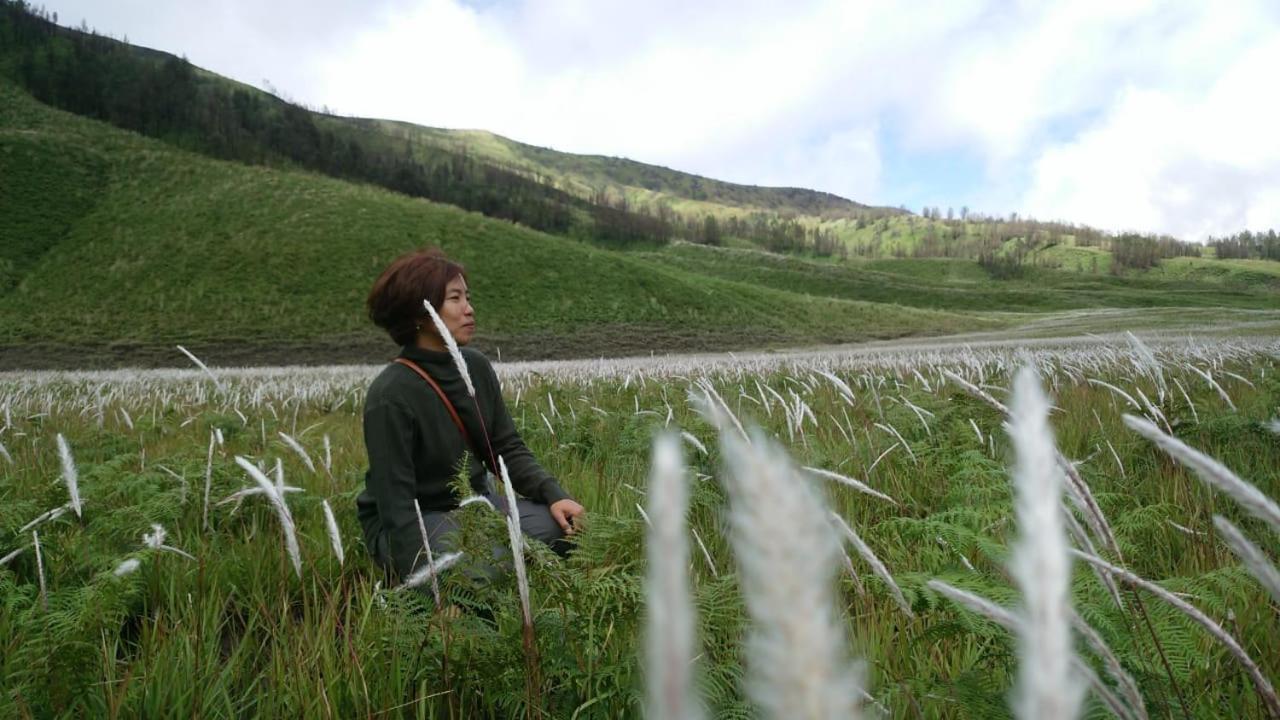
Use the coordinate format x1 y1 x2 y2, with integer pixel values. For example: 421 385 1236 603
357 248 585 582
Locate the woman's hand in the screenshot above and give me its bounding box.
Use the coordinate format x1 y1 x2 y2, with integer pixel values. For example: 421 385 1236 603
549 498 586 535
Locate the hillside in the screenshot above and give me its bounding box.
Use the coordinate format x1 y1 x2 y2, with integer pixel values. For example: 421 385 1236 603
0 80 999 368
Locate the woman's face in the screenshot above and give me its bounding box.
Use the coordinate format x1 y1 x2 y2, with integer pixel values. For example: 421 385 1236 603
436 274 475 346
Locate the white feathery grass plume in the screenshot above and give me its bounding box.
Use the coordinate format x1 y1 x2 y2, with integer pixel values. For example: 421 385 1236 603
113 558 141 577
56 433 82 519
873 422 916 464
691 379 747 442
1073 549 1280 718
866 442 899 476
926 579 1017 628
321 499 344 567
176 344 225 392
1007 367 1083 720
142 524 191 559
1 545 25 567
1172 376 1199 423
278 431 316 473
234 455 302 578
498 456 533 630
1267 418 1280 435
0 437 11 465
1123 414 1280 533
1187 365 1236 411
1221 369 1255 389
644 433 704 720
19 504 70 533
830 511 913 617
398 552 463 592
969 418 984 445
720 428 863 719
33 530 47 611
203 431 215 532
273 458 285 492
412 498 441 606
803 467 898 505
1212 515 1280 604
459 495 496 511
680 431 707 456
1086 378 1142 412
1104 440 1125 478
1125 331 1166 399
217 485 303 506
636 503 653 528
323 434 332 475
942 369 1007 414
422 299 475 398
814 369 855 404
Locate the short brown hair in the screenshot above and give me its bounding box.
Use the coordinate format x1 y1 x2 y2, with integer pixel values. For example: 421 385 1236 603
367 248 466 346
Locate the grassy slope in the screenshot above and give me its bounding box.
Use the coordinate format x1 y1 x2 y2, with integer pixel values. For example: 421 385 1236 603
379 120 887 218
0 81 993 368
641 243 1280 313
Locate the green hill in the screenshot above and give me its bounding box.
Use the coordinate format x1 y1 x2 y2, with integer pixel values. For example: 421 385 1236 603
0 80 1000 368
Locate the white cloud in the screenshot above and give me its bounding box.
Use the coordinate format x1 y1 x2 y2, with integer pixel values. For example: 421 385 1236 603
1022 37 1280 239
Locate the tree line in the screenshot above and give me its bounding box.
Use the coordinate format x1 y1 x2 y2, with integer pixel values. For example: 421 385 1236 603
1207 229 1280 261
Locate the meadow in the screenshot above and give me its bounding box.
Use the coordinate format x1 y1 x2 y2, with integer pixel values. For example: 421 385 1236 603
1 332 1277 718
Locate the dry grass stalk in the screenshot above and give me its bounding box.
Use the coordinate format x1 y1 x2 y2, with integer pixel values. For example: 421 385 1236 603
1073 549 1280 719
830 511 912 617
644 434 704 720
412 499 441 606
1071 611 1148 720
0 545 25 567
928 581 1139 720
1123 414 1280 532
1212 515 1280 604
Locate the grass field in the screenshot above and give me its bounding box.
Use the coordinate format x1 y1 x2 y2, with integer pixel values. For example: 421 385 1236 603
1 333 1277 718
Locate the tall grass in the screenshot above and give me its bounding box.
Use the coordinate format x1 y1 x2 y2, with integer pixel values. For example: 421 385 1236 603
0 335 1277 717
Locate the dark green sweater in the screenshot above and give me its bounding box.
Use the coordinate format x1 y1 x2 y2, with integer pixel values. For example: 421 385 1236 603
357 344 571 578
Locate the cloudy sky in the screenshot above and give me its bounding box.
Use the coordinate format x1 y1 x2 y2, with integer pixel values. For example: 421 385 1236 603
43 0 1280 239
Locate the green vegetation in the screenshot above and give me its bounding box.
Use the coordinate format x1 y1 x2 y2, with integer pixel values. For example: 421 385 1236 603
1 342 1276 717
0 81 997 368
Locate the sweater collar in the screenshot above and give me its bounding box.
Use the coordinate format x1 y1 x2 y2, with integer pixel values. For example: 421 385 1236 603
398 343 456 368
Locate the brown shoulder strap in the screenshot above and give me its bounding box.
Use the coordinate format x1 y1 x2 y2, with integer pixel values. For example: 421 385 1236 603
392 358 472 448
